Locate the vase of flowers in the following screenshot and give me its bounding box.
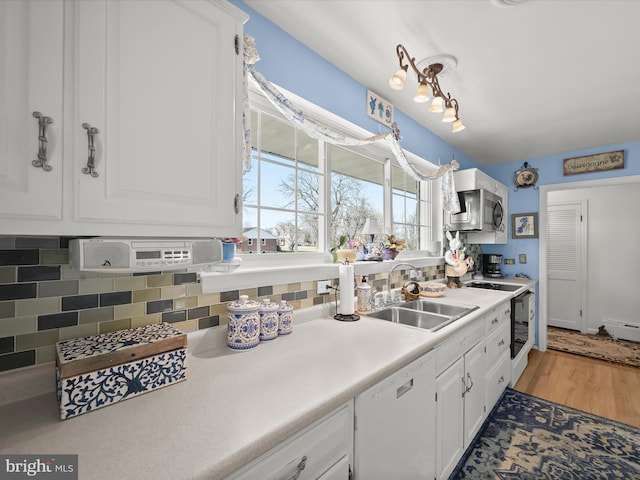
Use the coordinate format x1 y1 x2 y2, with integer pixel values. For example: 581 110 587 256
382 234 406 260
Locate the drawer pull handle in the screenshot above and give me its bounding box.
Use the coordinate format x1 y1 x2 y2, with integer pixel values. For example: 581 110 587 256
81 123 100 177
396 378 414 399
498 339 505 346
288 455 307 480
491 318 499 325
32 112 53 171
498 375 505 384
461 373 474 397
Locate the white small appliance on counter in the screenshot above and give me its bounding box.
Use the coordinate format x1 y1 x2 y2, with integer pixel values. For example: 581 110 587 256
69 237 222 273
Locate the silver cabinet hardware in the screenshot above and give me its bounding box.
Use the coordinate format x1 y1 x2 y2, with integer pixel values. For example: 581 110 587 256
466 372 474 393
32 112 53 171
234 193 240 214
288 455 307 480
81 123 99 177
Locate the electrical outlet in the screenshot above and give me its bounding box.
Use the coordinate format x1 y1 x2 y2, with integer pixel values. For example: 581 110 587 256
317 280 332 295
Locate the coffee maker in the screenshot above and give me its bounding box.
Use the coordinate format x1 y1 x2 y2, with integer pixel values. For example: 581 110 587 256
482 254 503 278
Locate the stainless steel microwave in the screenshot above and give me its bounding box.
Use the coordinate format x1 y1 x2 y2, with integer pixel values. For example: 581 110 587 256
448 189 504 232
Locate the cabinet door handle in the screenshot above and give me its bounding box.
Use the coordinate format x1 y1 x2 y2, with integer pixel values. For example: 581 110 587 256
32 112 53 171
461 377 467 398
466 372 474 392
491 318 498 325
498 375 505 384
81 123 100 177
234 193 240 214
498 339 505 346
287 455 307 480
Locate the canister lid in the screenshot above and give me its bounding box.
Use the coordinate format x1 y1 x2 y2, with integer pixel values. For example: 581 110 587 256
227 295 259 312
259 298 279 311
278 300 294 312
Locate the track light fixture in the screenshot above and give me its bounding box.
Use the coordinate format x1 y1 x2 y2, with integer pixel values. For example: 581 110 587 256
389 44 465 133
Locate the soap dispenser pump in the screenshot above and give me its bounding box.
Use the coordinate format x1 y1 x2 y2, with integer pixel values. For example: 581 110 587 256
356 275 373 313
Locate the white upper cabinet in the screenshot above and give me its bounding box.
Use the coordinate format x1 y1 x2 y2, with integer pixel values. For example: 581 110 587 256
2 0 247 237
0 0 64 222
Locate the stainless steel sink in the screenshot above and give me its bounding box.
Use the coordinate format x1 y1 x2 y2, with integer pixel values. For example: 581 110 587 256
401 300 478 318
365 300 479 332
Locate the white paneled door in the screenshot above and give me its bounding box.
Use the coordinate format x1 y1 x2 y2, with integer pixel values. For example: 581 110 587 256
547 202 587 332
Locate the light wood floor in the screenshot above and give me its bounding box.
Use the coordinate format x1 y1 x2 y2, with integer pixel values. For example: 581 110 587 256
513 348 640 428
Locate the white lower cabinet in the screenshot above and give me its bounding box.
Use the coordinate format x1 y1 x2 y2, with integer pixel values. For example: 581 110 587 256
436 336 485 480
354 350 436 480
484 302 512 410
227 401 354 480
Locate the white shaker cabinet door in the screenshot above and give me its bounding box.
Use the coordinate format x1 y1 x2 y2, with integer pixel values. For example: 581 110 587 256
73 0 246 237
0 0 64 224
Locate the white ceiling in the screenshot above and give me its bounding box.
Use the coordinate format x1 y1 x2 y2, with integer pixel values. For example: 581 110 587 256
244 0 640 165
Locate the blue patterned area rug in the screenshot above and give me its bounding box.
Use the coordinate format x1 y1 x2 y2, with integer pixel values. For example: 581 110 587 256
450 388 640 479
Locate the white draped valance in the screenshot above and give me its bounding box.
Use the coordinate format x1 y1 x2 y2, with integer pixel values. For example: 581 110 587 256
242 35 461 214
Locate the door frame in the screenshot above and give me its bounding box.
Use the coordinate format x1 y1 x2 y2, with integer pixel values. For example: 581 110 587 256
538 174 640 351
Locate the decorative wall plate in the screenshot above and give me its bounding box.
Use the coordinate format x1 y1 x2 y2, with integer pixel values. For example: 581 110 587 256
513 162 539 190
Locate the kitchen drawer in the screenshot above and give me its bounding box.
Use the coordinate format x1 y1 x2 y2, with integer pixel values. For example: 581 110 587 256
485 302 510 336
228 401 353 480
436 320 484 376
485 320 510 367
485 350 510 411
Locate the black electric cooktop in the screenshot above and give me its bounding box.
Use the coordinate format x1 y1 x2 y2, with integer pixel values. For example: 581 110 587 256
466 282 522 292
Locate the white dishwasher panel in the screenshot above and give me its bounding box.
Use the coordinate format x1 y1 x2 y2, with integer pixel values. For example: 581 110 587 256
354 350 436 480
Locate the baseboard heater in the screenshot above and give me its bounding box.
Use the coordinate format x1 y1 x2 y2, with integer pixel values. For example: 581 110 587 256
602 319 640 343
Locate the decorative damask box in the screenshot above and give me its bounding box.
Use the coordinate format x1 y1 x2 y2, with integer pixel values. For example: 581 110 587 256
56 322 187 420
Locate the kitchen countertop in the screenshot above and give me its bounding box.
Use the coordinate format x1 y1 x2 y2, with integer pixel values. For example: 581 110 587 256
0 278 536 479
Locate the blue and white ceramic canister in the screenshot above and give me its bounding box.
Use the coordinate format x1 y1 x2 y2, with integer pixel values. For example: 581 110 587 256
278 300 294 335
258 298 279 342
227 295 260 351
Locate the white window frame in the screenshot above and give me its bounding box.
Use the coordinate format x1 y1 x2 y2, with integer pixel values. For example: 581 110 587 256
245 84 442 267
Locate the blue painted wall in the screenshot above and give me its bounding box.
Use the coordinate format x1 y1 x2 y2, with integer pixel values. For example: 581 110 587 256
234 1 479 170
235 1 639 282
484 141 640 280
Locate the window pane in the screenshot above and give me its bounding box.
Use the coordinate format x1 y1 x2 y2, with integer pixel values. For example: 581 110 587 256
392 193 405 223
392 164 422 250
297 170 319 212
330 145 383 245
260 114 295 167
297 130 319 172
298 214 319 251
260 162 295 209
243 157 258 205
264 211 295 252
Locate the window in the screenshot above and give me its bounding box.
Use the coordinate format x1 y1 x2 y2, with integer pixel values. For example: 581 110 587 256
245 110 325 253
392 165 432 250
244 89 437 254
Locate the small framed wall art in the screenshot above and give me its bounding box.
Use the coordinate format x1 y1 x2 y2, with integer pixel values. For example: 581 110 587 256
366 89 394 127
512 212 538 239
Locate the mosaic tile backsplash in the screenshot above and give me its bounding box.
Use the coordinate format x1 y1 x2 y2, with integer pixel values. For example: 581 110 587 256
0 236 446 373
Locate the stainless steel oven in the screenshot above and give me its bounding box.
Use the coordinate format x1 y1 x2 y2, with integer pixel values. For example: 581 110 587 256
511 290 533 359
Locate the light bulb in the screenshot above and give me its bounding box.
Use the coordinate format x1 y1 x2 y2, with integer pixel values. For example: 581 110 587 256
442 106 456 123
388 66 407 90
413 82 430 103
428 96 444 113
452 118 466 133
